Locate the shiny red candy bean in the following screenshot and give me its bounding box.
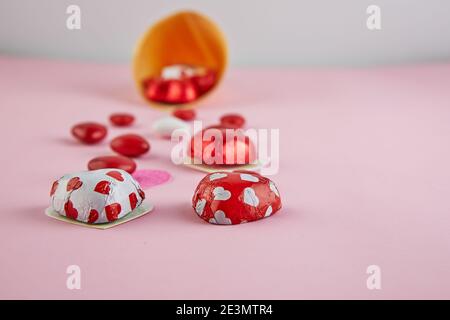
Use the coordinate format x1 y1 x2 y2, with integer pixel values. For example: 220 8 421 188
71 122 107 144
144 78 198 104
87 155 137 174
110 134 150 158
172 109 196 121
220 114 246 129
109 113 135 127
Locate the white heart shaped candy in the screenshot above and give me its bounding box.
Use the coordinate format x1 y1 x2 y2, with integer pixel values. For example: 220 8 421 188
152 116 190 138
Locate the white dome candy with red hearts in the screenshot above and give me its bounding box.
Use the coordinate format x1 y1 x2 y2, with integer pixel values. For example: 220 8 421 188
50 169 146 224
192 171 282 225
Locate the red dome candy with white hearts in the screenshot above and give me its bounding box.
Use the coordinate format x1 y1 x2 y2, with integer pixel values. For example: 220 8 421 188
50 169 146 224
192 171 282 225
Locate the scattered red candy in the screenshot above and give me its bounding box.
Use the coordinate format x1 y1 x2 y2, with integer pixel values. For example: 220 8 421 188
192 171 282 225
172 108 196 121
189 126 256 165
87 155 137 174
71 122 107 144
109 113 135 127
220 114 246 129
110 134 150 158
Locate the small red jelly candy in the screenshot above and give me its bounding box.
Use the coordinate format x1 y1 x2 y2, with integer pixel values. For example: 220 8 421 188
109 113 135 127
71 122 107 144
220 114 246 129
172 109 196 121
87 155 137 174
110 134 150 158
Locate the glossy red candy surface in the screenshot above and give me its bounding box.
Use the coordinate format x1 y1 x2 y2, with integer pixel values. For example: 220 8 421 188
110 134 150 158
172 109 196 121
220 114 246 129
192 171 282 225
87 155 137 174
191 70 217 95
109 113 135 127
144 78 198 104
71 122 107 144
189 127 256 166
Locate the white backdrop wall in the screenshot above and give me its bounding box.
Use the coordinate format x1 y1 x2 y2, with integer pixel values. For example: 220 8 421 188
0 0 449 66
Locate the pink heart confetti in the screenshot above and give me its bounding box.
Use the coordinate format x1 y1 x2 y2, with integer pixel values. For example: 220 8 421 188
132 169 172 189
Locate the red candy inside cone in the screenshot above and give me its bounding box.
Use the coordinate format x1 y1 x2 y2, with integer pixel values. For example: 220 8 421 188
142 64 217 105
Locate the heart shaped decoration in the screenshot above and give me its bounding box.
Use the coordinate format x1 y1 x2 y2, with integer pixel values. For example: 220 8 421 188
213 186 231 201
209 173 227 181
209 210 232 225
243 187 259 207
132 169 171 189
105 203 122 222
106 170 124 182
50 181 59 196
264 205 273 217
269 181 280 197
94 180 110 195
64 200 78 219
129 192 138 210
240 173 259 182
67 177 82 191
195 199 206 216
88 209 99 224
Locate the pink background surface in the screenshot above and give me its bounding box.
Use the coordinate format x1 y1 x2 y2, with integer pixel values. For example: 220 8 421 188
1 56 449 299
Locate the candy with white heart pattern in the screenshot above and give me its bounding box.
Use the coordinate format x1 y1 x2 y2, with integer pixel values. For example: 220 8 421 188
192 170 282 225
50 169 146 224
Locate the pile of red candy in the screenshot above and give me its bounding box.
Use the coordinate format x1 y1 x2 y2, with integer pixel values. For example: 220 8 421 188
142 64 216 104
